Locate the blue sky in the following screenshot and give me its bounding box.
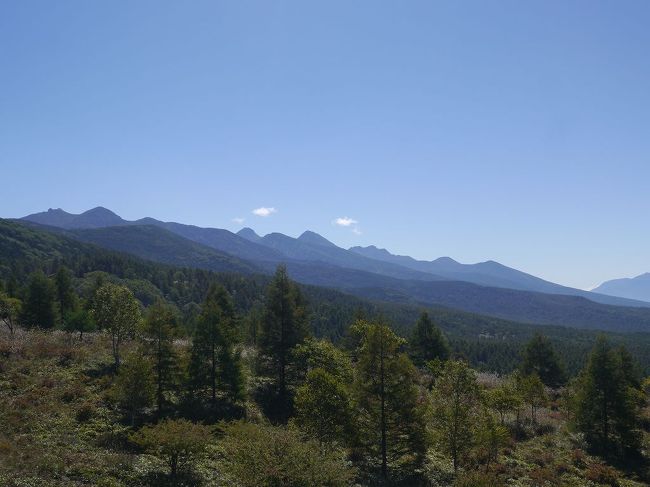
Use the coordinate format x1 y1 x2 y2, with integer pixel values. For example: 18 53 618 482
1 1 649 290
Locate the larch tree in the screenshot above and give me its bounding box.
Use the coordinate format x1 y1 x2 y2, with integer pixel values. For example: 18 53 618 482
411 311 449 365
430 359 481 473
259 265 309 421
142 301 180 416
189 284 245 407
520 333 566 388
111 351 155 426
353 320 426 481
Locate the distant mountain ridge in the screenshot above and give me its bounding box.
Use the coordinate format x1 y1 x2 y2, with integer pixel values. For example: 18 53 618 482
349 245 642 307
20 206 650 310
22 208 446 283
593 273 650 303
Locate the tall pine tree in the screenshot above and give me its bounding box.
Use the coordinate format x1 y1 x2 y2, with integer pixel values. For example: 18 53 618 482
352 320 426 481
411 311 449 365
259 265 309 422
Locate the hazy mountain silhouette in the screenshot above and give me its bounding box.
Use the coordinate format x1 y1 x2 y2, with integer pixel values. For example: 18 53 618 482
22 207 649 309
593 273 650 303
349 245 648 306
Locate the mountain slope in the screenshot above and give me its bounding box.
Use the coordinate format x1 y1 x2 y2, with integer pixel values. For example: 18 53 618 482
593 273 650 303
350 245 650 307
132 219 284 262
257 231 446 282
69 225 259 274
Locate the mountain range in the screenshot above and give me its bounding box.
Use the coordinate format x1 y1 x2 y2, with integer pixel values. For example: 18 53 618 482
17 206 650 332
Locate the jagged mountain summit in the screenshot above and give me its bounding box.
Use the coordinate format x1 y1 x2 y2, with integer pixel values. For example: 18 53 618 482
237 227 262 243
593 273 650 303
23 207 125 229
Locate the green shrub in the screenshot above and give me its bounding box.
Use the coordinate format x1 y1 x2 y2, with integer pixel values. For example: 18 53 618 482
216 421 353 487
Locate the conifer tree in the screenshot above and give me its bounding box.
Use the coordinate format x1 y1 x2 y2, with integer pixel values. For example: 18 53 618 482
111 351 155 426
353 321 426 480
520 333 566 388
189 284 244 407
143 301 180 415
54 266 78 321
411 311 450 365
430 359 480 473
259 265 309 421
22 271 58 329
573 336 641 457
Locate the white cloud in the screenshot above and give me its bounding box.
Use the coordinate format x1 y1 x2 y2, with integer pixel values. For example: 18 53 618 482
334 216 361 235
334 216 358 227
232 217 245 225
252 207 277 217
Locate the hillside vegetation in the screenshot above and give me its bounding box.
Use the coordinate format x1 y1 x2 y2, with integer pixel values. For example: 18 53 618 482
1 266 650 486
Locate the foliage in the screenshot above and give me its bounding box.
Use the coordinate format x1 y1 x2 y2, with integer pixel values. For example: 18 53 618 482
294 367 354 445
520 333 566 387
188 284 245 410
0 292 21 335
142 301 180 415
55 266 78 321
518 373 548 424
258 265 309 422
215 421 354 487
91 283 141 367
21 270 59 328
352 320 426 480
411 310 449 365
62 308 96 340
131 418 212 478
430 359 481 473
486 380 523 425
111 351 155 425
293 337 353 383
573 336 642 457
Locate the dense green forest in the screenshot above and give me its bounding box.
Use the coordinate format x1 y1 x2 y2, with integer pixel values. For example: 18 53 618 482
2 261 650 486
